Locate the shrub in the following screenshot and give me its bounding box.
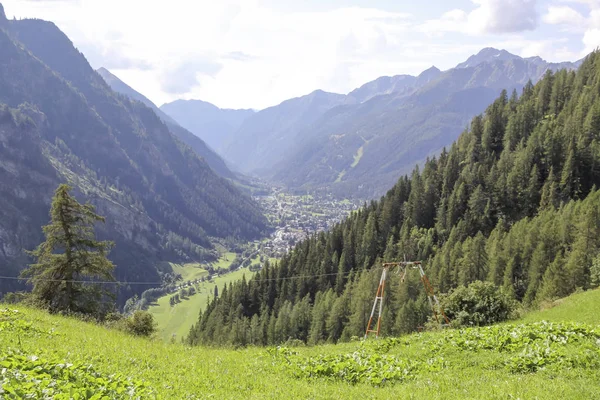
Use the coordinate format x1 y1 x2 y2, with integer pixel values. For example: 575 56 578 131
105 310 156 337
440 281 516 327
125 310 156 337
1 291 31 304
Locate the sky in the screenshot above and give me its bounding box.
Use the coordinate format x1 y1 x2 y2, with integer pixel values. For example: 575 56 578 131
3 0 600 110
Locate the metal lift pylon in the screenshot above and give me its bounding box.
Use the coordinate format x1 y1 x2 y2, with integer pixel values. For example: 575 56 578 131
364 261 450 339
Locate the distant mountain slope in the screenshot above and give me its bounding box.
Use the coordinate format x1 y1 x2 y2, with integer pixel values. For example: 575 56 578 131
97 68 234 179
222 90 354 174
269 48 582 198
0 9 267 300
160 99 254 154
348 74 416 103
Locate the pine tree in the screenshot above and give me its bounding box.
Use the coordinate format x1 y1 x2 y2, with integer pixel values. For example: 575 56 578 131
326 283 352 342
23 184 115 316
345 270 377 338
308 290 333 345
394 299 418 334
536 253 570 301
290 295 312 342
250 314 261 345
360 214 379 268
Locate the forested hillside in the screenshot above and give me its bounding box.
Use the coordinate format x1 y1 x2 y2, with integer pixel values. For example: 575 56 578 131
188 52 600 346
0 10 267 301
97 68 236 179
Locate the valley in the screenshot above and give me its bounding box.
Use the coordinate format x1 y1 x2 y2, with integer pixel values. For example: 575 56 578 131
1 2 599 399
146 187 362 341
149 266 257 342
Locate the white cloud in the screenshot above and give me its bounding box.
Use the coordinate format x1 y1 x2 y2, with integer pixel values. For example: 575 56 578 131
468 0 538 33
583 28 600 52
420 0 538 35
517 38 579 60
2 0 423 108
159 56 223 94
558 0 600 5
543 5 587 28
0 0 581 109
543 1 600 56
418 9 468 36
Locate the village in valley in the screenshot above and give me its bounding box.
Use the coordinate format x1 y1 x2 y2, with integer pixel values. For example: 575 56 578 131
255 189 361 258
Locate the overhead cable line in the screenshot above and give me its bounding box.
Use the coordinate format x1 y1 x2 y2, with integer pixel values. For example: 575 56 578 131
0 268 369 286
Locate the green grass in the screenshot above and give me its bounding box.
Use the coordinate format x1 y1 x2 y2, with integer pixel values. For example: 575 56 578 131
170 262 209 282
149 267 256 342
520 288 600 325
351 144 364 168
2 289 599 399
212 252 237 270
335 169 347 183
336 145 365 183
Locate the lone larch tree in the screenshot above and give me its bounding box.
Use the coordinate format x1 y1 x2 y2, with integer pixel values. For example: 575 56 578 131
23 184 115 316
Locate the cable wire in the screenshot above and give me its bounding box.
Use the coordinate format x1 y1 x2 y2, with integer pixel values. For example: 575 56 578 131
0 268 367 286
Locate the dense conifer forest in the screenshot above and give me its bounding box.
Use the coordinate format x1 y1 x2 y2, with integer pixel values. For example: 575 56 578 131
188 52 600 346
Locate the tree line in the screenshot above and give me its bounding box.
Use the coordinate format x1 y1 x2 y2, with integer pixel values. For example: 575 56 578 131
188 51 600 346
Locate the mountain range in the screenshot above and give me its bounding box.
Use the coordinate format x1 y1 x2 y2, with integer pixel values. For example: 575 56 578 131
161 47 582 198
160 99 254 155
0 5 267 301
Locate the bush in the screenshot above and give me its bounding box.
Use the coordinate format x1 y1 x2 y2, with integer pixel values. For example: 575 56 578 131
125 310 156 337
1 291 31 304
440 281 516 327
105 310 156 337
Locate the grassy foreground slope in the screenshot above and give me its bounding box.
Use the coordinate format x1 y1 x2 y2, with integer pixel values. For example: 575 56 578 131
1 289 599 399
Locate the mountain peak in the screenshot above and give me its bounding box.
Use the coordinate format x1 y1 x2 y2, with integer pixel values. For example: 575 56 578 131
477 47 504 56
0 3 7 24
419 66 441 77
308 89 327 97
457 48 521 69
423 65 441 73
525 55 544 63
307 89 345 98
416 65 442 85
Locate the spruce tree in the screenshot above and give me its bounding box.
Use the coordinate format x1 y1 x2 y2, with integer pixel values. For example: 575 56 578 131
23 184 115 316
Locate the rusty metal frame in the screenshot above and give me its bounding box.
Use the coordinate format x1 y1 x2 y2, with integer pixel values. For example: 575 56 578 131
364 261 450 339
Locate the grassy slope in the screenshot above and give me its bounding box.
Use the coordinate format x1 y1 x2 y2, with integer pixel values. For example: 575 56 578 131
336 143 365 182
519 289 599 325
351 144 364 168
213 252 237 270
2 289 599 399
149 267 256 341
170 262 209 282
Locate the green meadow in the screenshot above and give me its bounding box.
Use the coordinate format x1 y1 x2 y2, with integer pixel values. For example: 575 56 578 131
1 289 599 399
